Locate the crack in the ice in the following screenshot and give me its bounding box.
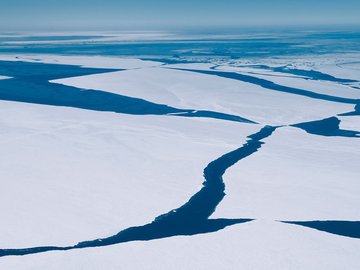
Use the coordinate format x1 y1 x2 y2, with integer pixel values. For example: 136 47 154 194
170 68 359 105
1 60 359 258
0 60 256 124
0 126 276 257
291 116 360 137
281 221 360 239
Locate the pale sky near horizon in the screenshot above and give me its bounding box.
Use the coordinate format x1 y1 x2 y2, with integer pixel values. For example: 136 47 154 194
0 0 359 31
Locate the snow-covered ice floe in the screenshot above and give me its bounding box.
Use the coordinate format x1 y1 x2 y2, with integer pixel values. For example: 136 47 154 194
0 100 258 248
213 126 360 221
52 64 354 126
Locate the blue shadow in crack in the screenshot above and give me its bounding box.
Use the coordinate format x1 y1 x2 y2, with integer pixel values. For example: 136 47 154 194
291 117 360 137
0 60 121 80
282 221 360 239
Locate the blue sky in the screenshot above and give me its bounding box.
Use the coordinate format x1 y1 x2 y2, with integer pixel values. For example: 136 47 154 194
1 0 360 31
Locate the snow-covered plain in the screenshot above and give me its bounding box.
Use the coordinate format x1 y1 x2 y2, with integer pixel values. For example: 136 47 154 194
1 52 360 269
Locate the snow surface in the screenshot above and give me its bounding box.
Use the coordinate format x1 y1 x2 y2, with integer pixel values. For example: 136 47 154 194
339 116 360 131
215 65 360 99
213 126 360 221
0 100 258 248
306 60 360 82
1 53 360 269
52 65 353 126
228 53 360 83
0 220 359 270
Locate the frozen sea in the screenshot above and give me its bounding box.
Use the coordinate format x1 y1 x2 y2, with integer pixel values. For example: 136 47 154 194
0 29 359 269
